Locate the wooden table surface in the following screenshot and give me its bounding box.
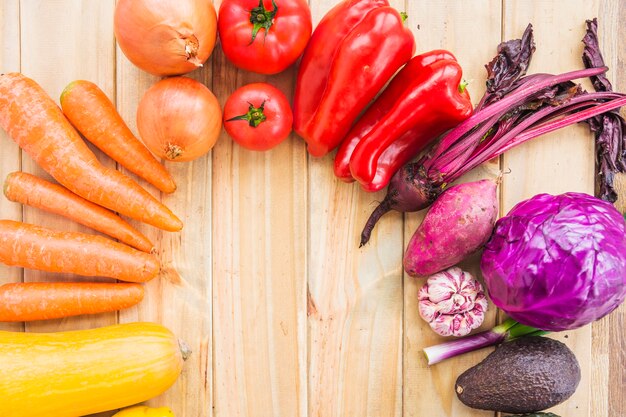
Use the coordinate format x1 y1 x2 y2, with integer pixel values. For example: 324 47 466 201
1 1 624 416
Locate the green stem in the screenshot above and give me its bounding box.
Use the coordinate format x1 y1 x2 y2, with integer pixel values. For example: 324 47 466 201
249 0 278 43
458 79 469 94
226 101 267 128
507 322 547 340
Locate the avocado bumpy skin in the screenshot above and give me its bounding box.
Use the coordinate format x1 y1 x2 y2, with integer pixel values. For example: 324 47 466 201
505 413 561 417
455 336 580 413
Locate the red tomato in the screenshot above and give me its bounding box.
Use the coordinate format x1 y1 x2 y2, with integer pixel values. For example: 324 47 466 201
223 83 293 151
217 0 312 75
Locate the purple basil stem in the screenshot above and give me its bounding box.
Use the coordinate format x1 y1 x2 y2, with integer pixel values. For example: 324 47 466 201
582 18 626 202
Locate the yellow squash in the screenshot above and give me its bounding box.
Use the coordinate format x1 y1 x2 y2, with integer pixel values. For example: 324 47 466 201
0 322 190 417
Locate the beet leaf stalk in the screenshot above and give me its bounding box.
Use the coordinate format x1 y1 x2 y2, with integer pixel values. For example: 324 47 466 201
360 21 626 246
422 318 547 365
582 18 626 202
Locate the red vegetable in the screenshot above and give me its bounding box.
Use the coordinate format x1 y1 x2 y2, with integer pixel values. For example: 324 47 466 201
360 24 626 245
334 50 472 192
293 0 415 157
223 83 293 151
218 0 312 75
0 282 144 322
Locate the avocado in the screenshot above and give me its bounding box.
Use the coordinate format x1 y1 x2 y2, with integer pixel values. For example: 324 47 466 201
505 414 561 417
455 336 580 413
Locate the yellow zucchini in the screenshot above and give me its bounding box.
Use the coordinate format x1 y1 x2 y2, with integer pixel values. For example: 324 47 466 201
0 322 190 417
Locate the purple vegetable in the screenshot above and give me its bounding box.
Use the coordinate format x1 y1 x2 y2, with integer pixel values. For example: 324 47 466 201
360 22 626 246
423 317 546 365
481 192 626 331
423 192 625 365
403 179 498 277
582 18 626 203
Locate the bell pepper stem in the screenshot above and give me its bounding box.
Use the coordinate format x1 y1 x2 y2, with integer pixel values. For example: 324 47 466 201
249 0 278 44
458 79 469 94
226 101 267 128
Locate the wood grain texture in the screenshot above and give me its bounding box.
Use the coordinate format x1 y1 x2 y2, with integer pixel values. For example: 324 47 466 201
594 3 626 417
18 0 117 336
113 9 213 417
402 2 501 416
211 1 307 416
502 1 604 416
0 1 624 417
0 0 22 333
306 1 405 416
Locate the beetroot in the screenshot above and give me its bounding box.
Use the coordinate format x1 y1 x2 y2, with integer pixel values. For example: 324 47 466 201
360 22 626 246
403 179 498 277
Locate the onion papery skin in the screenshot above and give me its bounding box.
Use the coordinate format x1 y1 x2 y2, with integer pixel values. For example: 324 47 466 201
114 0 217 76
137 77 222 162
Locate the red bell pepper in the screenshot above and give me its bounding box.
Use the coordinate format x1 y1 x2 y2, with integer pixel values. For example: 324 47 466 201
333 50 473 192
293 0 415 157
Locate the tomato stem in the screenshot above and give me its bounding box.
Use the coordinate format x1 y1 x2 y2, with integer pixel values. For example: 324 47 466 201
249 0 278 44
226 101 267 128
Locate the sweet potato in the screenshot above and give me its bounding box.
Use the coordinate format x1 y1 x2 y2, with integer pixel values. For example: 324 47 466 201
403 179 498 277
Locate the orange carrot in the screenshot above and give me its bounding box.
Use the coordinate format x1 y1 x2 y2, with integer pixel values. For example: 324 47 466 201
4 171 155 253
0 282 144 322
0 73 183 232
0 220 160 282
60 80 177 194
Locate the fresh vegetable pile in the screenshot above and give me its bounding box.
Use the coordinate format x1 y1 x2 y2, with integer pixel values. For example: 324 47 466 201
359 22 626 245
0 0 625 415
334 49 473 192
293 0 415 157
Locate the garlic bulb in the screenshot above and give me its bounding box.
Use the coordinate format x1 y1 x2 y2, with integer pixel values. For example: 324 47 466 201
418 267 488 337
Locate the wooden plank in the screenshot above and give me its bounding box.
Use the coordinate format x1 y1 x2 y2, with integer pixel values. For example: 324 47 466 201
502 1 604 416
210 1 308 416
1 1 624 416
0 0 23 333
17 3 115 415
591 2 626 417
18 0 117 335
306 1 405 416
402 2 501 416
113 19 213 417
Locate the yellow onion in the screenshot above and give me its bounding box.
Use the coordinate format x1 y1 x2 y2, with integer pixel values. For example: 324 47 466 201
114 0 217 76
137 77 222 162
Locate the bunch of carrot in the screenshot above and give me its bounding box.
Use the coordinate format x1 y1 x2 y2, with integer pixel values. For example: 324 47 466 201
0 73 183 322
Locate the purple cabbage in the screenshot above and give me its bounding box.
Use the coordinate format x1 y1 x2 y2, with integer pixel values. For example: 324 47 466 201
480 192 626 331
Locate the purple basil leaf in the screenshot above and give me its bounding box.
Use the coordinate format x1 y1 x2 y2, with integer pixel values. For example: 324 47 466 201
478 23 536 109
582 18 626 202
